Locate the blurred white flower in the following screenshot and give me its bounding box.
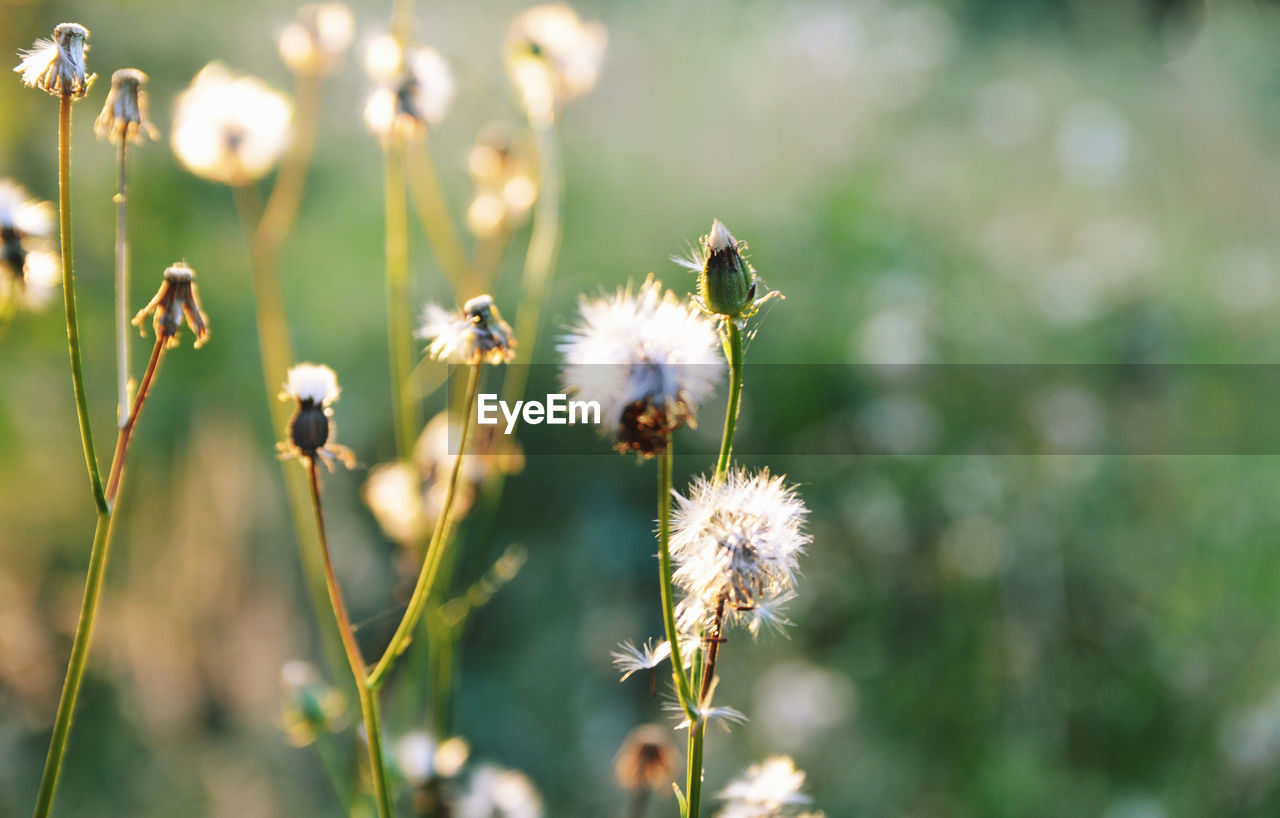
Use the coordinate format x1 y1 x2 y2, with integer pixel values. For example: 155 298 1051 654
753 661 855 752
1057 100 1129 186
279 3 355 75
716 755 816 818
394 731 436 787
0 180 53 239
456 764 544 818
419 294 516 365
364 39 454 139
0 180 60 311
172 63 292 185
506 3 607 122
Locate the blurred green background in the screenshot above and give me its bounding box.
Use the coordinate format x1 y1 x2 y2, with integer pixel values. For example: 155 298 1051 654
6 0 1280 815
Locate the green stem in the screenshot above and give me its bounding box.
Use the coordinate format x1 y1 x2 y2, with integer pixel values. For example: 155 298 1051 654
686 723 704 818
502 118 561 404
384 142 417 461
403 139 470 297
657 447 697 721
113 138 131 428
57 94 106 514
32 509 117 818
713 321 743 484
369 359 482 689
306 459 393 818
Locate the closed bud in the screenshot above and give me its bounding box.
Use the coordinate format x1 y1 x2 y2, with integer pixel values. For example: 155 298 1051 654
699 219 754 318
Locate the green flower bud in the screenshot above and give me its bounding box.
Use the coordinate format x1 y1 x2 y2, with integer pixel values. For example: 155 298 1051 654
698 219 755 318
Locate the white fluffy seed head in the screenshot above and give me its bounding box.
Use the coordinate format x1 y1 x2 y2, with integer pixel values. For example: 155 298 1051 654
172 63 292 185
418 295 516 365
716 756 813 818
284 363 341 406
15 23 95 99
708 218 735 252
279 3 355 75
0 179 53 237
364 44 455 139
456 764 544 818
505 4 607 122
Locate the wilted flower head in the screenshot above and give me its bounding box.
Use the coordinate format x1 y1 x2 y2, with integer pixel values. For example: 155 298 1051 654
0 180 59 306
672 469 810 637
559 275 721 456
94 68 159 145
456 764 544 818
506 4 606 122
466 123 537 239
15 22 95 99
716 756 820 818
279 3 355 75
614 724 679 792
172 63 292 185
364 36 454 140
132 263 210 349
419 294 516 364
279 363 355 469
279 660 346 746
675 219 782 322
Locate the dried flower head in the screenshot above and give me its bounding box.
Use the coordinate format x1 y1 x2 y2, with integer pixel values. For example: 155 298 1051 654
559 275 721 456
675 219 782 322
131 263 210 349
672 469 811 637
614 724 679 792
456 764 544 818
466 123 538 238
94 68 159 145
716 756 818 818
419 294 516 364
15 22 95 99
278 363 355 469
505 4 606 122
363 37 455 140
279 3 355 75
172 63 292 185
0 180 58 304
280 660 346 746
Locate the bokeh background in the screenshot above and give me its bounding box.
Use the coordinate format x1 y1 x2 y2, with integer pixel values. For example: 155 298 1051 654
6 0 1280 815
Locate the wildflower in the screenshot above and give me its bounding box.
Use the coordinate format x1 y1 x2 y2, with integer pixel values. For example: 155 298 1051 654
363 36 454 140
279 3 355 75
611 638 671 681
559 275 721 456
131 262 210 349
671 469 810 635
674 219 782 321
0 180 58 302
15 22 95 99
94 68 159 145
278 363 356 469
466 123 538 238
715 756 817 818
614 724 679 792
456 764 544 818
505 4 606 122
419 294 516 365
280 660 346 746
172 63 292 185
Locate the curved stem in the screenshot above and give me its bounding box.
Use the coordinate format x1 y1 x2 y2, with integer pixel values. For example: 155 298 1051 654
713 321 743 484
32 509 117 818
383 143 418 461
105 336 164 504
657 447 697 721
369 359 482 689
57 94 106 514
403 138 470 297
255 73 322 258
306 460 393 818
114 139 131 428
502 118 561 403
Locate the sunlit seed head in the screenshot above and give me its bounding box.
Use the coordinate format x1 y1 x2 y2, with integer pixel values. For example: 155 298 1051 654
434 736 470 777
456 764 544 818
0 180 53 238
610 637 671 681
362 461 429 546
364 33 403 82
284 362 340 406
279 3 355 75
172 63 292 185
466 123 537 237
279 363 354 469
364 44 454 140
418 294 516 365
0 248 60 312
716 756 813 818
131 262 210 349
95 68 158 145
467 193 507 238
558 275 721 457
614 724 679 792
505 3 607 122
15 22 95 99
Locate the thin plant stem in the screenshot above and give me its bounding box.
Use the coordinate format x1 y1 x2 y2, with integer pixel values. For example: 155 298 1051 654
57 94 106 514
627 787 652 818
256 73 322 257
313 733 354 812
105 336 165 503
369 358 483 689
113 139 131 427
403 138 470 297
657 447 697 720
713 321 743 484
467 232 510 298
306 459 393 818
383 143 417 460
685 597 727 818
31 509 117 818
502 118 561 405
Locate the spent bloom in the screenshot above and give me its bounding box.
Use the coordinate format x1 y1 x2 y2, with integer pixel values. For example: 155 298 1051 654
419 294 516 364
94 68 159 145
506 4 607 122
15 22 95 99
675 219 782 322
614 724 679 792
363 35 455 140
279 3 355 75
466 123 538 239
132 262 210 349
559 275 721 456
716 756 819 818
0 180 59 308
279 363 355 469
456 765 544 818
672 469 811 636
172 63 292 185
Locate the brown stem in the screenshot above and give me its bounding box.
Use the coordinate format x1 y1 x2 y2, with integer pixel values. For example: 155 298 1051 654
698 594 728 703
105 335 165 504
626 787 651 818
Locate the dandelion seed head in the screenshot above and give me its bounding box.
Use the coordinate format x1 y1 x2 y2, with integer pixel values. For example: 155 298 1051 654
0 180 58 307
284 363 340 406
671 469 810 633
15 23 95 99
279 3 355 75
506 3 606 122
457 764 544 818
279 363 354 469
0 180 53 239
559 275 721 456
364 44 454 140
172 63 292 185
716 756 813 818
418 294 516 365
95 68 159 145
0 248 60 312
